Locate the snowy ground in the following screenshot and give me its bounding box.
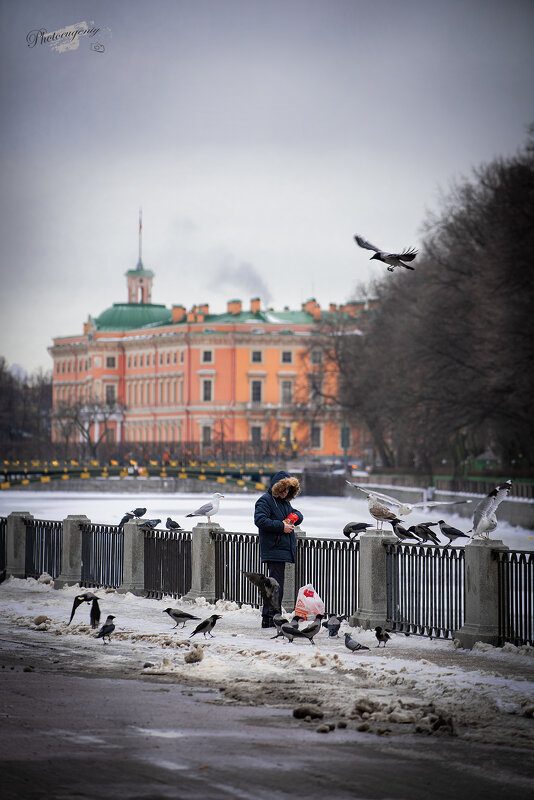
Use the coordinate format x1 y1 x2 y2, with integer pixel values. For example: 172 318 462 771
1 490 533 550
1 575 533 752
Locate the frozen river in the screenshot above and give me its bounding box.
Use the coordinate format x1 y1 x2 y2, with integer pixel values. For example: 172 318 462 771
1 489 533 550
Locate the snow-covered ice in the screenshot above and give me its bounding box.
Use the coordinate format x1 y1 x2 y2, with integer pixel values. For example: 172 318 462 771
1 490 533 550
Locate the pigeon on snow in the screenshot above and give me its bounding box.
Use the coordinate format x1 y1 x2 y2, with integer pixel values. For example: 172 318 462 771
354 234 418 271
344 632 370 652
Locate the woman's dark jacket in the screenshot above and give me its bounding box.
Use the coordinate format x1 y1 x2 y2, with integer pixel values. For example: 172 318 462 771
254 470 304 563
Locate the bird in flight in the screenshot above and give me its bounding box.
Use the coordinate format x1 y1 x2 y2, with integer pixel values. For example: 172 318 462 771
354 234 418 271
346 481 471 517
470 480 512 539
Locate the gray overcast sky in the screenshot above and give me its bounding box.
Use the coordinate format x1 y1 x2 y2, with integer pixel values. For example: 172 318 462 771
1 0 533 373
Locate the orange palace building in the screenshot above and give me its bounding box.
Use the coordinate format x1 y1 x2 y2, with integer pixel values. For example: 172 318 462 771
49 253 369 460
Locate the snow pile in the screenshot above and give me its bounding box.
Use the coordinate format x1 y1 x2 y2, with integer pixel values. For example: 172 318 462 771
1 576 533 747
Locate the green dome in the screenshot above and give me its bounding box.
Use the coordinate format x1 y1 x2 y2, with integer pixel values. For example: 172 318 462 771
94 303 172 331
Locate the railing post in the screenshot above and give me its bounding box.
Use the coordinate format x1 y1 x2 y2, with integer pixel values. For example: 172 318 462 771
455 539 508 649
181 522 221 603
6 512 33 578
54 515 90 589
118 520 145 595
284 526 306 610
349 529 396 629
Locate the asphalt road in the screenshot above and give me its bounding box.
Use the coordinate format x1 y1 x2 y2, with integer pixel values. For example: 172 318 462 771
1 631 534 800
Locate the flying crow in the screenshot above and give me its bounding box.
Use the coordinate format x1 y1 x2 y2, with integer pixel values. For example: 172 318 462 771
68 592 101 629
242 571 281 612
354 234 418 271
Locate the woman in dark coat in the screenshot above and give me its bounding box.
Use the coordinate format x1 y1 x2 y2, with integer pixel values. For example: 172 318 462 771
254 470 303 627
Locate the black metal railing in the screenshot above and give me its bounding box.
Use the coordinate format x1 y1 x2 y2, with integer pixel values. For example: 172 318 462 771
213 531 264 606
497 550 534 647
80 523 124 588
386 544 465 639
296 537 359 618
144 528 192 599
0 516 7 580
24 518 63 579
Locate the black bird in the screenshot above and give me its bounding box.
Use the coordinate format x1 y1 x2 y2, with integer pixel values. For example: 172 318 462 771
163 608 201 628
322 614 344 638
387 520 422 543
271 613 301 640
408 522 440 545
437 519 469 547
344 632 370 653
129 507 147 518
190 614 222 639
281 614 323 645
343 522 373 540
96 615 115 644
138 518 162 531
119 512 135 528
166 517 183 531
375 626 391 647
354 234 418 271
68 592 101 629
242 571 281 612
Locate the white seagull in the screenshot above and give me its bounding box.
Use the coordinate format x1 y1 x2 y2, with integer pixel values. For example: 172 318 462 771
346 481 471 517
354 234 418 271
470 480 512 539
186 492 225 523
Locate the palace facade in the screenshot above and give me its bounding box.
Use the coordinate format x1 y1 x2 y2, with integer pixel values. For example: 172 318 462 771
49 253 371 461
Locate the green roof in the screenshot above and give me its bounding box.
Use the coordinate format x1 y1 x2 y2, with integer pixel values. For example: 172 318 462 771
94 303 172 331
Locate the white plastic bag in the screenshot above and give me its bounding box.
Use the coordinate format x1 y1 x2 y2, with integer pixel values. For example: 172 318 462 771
294 583 325 621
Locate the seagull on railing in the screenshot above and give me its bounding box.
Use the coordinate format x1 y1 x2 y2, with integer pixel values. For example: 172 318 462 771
354 234 418 271
346 481 471 517
186 493 224 523
470 480 512 539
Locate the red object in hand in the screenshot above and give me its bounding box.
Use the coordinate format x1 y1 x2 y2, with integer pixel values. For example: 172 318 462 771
283 513 299 524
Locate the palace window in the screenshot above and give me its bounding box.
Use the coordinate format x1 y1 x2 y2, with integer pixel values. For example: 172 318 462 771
251 426 262 443
106 356 116 369
105 385 116 404
251 350 262 363
251 380 262 403
281 351 292 364
202 379 212 402
202 425 212 446
310 425 322 449
202 350 213 363
281 380 293 405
